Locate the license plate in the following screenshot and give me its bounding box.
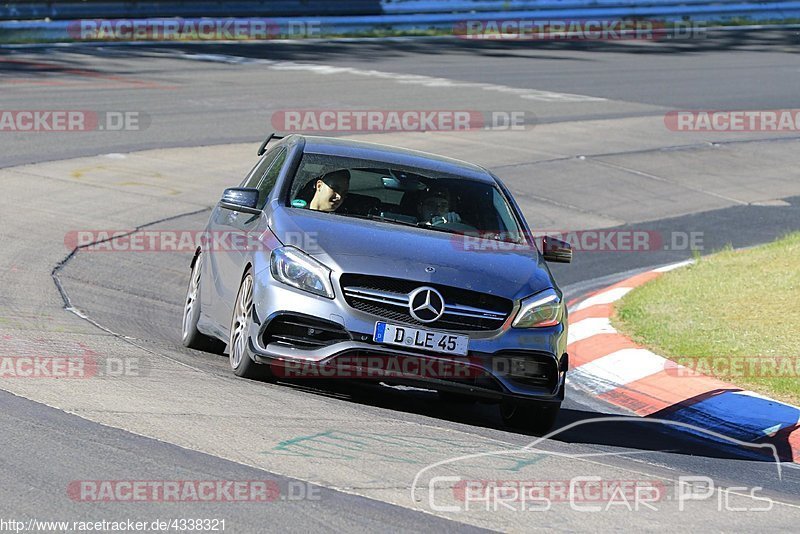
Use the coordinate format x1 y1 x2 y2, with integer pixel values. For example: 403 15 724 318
373 322 469 356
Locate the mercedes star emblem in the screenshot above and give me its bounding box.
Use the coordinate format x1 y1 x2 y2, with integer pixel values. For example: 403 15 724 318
408 287 445 323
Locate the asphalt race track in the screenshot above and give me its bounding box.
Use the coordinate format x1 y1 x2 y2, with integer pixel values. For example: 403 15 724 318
1 33 800 531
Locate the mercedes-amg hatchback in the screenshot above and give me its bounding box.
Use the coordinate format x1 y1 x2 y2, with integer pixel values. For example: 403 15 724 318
182 134 572 432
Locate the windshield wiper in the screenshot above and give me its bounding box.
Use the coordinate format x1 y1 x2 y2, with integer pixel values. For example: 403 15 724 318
342 212 473 236
341 212 418 227
415 223 460 235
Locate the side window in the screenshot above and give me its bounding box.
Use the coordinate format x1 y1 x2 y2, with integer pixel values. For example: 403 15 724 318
242 147 282 189
255 148 287 209
492 188 523 242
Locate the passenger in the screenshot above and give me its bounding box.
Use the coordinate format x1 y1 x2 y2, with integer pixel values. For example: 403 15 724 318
417 185 461 225
309 169 350 212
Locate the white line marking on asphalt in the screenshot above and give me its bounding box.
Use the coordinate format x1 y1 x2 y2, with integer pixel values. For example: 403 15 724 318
181 53 606 103
654 259 695 272
570 348 668 394
567 317 616 345
574 286 633 310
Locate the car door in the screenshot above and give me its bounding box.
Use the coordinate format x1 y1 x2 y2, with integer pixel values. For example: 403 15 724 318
209 146 288 332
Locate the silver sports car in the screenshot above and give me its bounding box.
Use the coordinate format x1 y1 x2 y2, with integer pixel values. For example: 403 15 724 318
182 134 572 432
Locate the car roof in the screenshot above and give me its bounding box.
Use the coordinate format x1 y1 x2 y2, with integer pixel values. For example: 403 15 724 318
289 134 496 183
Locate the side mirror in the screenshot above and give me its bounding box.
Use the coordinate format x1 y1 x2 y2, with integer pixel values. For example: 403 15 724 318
220 187 260 215
542 236 572 263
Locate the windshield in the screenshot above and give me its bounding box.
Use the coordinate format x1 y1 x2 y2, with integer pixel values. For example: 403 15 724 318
287 153 526 243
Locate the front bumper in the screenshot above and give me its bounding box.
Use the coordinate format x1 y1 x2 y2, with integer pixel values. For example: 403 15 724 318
249 268 568 402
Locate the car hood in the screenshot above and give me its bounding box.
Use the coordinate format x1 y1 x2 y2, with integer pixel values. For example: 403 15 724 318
270 207 555 301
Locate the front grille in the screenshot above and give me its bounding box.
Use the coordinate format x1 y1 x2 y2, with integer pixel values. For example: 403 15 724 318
262 315 350 349
340 274 512 332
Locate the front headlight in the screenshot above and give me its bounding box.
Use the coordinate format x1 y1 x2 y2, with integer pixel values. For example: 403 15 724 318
512 288 563 328
270 246 334 299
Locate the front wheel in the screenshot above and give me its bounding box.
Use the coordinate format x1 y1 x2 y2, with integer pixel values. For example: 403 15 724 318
229 270 270 380
500 400 560 434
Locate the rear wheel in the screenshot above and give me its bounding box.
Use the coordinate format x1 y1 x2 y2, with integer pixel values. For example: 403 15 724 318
500 400 560 434
182 252 223 352
229 270 270 380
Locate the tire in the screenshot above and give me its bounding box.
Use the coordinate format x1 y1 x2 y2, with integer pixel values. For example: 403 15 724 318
229 269 271 380
500 400 560 434
438 390 477 404
181 251 224 353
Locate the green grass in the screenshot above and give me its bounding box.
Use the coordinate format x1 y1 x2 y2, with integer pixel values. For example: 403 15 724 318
613 232 800 405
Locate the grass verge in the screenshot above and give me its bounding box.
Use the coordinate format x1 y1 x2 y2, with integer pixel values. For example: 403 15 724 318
613 232 800 405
